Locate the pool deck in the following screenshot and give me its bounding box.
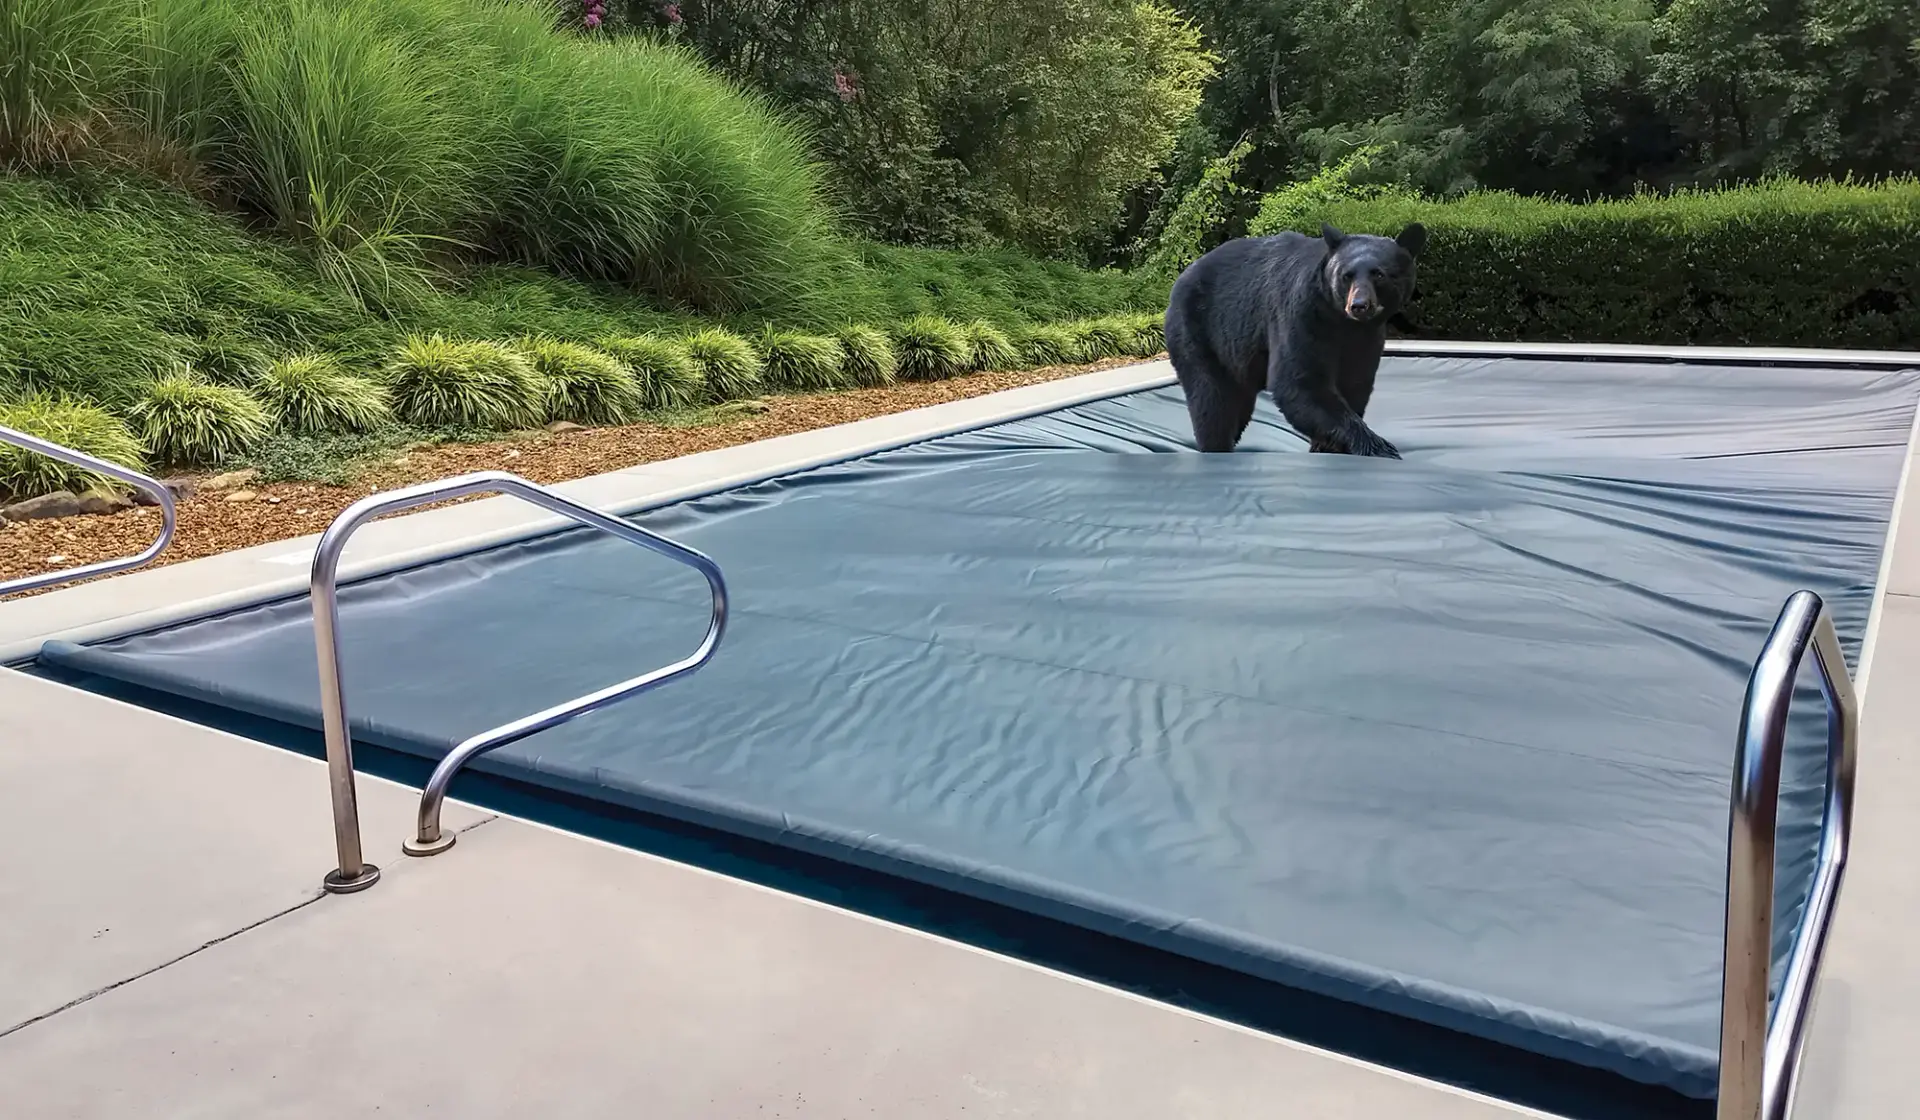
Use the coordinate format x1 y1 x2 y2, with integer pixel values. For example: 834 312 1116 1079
2 347 1916 1118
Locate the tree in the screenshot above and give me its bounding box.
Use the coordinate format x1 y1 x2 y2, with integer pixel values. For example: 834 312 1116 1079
651 0 1217 255
1652 0 1920 181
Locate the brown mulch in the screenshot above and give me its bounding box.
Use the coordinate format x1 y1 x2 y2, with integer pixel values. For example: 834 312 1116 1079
0 356 1154 596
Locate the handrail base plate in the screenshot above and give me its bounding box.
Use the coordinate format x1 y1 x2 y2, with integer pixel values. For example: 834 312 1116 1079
402 832 457 858
322 865 382 894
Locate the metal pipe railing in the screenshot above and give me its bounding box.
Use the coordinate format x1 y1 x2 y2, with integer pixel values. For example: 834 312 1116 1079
0 425 177 597
1717 589 1858 1120
309 470 728 894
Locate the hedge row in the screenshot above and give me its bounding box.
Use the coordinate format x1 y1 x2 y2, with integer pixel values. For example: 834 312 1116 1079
1247 177 1920 349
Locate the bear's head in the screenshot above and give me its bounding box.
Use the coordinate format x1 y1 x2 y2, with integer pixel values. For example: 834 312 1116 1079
1319 222 1426 324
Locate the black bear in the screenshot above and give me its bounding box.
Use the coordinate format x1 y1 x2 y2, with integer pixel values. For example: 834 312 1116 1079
1164 222 1427 457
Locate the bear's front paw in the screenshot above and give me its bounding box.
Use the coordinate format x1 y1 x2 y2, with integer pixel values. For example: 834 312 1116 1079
1357 433 1401 459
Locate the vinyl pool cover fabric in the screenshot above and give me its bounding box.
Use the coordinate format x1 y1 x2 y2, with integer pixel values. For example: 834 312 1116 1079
41 355 1920 1097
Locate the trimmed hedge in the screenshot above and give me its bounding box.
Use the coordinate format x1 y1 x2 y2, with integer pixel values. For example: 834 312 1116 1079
1247 177 1920 348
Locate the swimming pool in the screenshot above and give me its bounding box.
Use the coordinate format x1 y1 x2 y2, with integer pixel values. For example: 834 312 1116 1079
22 347 1920 1114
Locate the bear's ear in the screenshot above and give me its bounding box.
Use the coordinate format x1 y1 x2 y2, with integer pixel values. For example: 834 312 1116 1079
1320 222 1346 248
1396 222 1427 258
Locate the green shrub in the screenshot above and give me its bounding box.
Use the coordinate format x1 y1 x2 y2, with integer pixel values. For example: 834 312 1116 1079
129 367 272 465
832 325 897 387
891 315 971 381
1067 318 1132 361
0 394 146 498
597 334 705 411
1013 324 1084 367
1120 312 1166 356
960 320 1018 372
0 0 123 168
1135 139 1253 281
383 334 546 429
255 351 390 433
853 242 1158 326
680 328 763 401
757 329 848 391
515 337 645 426
1246 176 1920 347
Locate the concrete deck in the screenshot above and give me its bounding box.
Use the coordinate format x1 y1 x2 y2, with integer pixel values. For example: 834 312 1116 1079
2 353 1917 1118
0 673 1542 1120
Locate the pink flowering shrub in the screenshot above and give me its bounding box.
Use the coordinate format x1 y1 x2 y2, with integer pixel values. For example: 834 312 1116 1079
559 0 681 35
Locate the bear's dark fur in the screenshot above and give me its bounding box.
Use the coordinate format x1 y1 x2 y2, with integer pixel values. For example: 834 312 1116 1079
1164 222 1426 458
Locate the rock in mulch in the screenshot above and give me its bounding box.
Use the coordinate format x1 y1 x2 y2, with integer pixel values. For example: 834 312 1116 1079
132 478 197 507
202 469 259 492
2 492 86 521
76 491 136 516
5 486 165 522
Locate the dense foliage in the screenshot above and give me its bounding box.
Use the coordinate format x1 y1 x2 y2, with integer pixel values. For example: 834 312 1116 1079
1128 0 1918 259
566 0 1915 265
1250 169 1920 347
5 0 882 317
578 0 1218 256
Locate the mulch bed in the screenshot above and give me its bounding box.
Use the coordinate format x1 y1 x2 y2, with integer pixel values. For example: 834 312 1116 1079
0 356 1154 597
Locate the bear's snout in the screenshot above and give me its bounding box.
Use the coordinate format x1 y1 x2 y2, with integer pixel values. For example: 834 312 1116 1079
1344 287 1380 321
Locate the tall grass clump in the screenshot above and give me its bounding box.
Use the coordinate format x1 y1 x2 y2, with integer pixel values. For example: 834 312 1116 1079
383 334 546 429
891 315 971 381
223 0 484 308
597 334 704 411
757 329 847 391
0 0 124 168
508 33 858 319
0 394 146 498
833 325 896 387
129 367 273 465
681 328 763 401
104 0 854 318
1012 324 1083 367
960 320 1018 372
516 337 645 426
255 352 390 433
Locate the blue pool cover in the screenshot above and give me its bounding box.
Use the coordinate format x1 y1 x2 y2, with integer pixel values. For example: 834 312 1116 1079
39 354 1920 1098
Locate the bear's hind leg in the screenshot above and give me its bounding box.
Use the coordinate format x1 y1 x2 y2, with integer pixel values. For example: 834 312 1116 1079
1179 369 1258 452
1167 318 1258 452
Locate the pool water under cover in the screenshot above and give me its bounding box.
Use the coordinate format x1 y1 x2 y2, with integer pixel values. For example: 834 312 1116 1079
39 355 1920 1098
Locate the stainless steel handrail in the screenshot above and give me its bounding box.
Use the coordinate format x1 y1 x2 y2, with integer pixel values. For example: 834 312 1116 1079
0 424 177 597
1717 590 1858 1120
310 470 728 895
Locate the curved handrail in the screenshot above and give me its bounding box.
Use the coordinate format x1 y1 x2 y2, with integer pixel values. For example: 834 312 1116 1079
310 470 728 894
1717 590 1857 1120
0 425 177 597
